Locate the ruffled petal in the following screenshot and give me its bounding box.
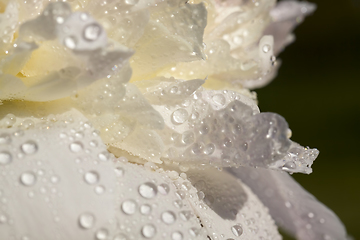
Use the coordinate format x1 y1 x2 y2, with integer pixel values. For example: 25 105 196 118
133 78 318 173
228 167 349 240
0 2 133 102
264 0 316 54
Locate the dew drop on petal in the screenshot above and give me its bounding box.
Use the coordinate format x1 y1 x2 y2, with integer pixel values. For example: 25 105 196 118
95 185 105 195
84 171 99 184
83 23 102 41
138 182 157 199
157 183 170 195
179 211 191 221
20 172 37 186
70 142 83 152
212 94 226 106
113 233 128 240
0 133 11 145
140 204 152 215
141 224 156 238
98 151 109 161
95 228 109 240
231 224 243 237
79 213 95 229
171 231 183 240
161 211 176 225
121 200 137 215
21 140 38 154
64 36 77 49
114 167 124 177
262 44 271 53
0 151 12 165
171 109 188 124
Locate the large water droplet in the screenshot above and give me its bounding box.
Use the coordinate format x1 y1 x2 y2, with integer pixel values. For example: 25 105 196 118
141 224 156 238
179 211 191 221
79 213 95 229
171 109 188 124
203 143 215 155
121 200 137 215
140 204 152 215
157 183 170 195
98 151 109 161
171 232 183 240
212 94 226 106
0 151 12 165
21 140 38 155
231 224 243 236
95 228 109 240
20 172 37 186
161 211 176 225
70 142 83 153
83 23 102 41
84 171 99 185
138 182 157 199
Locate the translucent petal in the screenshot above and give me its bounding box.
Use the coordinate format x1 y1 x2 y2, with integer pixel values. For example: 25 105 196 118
0 0 18 52
264 1 316 54
0 2 133 102
129 1 207 81
171 167 282 239
228 167 349 240
135 78 318 173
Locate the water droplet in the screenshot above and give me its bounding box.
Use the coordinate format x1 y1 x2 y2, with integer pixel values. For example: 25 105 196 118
173 200 183 208
262 44 271 53
64 36 77 49
179 211 191 221
20 172 37 186
50 175 60 184
282 161 296 170
113 234 128 240
231 224 243 237
203 143 215 155
121 200 137 215
95 228 109 240
0 151 12 165
140 204 152 215
212 94 226 106
171 231 183 240
157 183 170 195
84 171 99 184
79 212 95 229
98 151 109 161
171 109 188 124
21 140 38 155
138 182 157 199
141 224 156 238
0 214 7 224
181 131 194 145
70 142 83 152
161 211 176 225
56 16 64 24
114 167 124 177
189 228 200 237
80 13 88 21
0 133 11 145
83 23 102 41
308 212 315 218
95 185 105 195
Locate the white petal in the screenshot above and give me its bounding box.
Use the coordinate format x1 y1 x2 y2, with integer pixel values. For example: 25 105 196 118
0 110 117 239
264 1 316 54
228 167 348 240
134 79 318 173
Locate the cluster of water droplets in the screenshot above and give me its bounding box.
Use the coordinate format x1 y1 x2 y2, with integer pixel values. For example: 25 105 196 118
138 79 318 174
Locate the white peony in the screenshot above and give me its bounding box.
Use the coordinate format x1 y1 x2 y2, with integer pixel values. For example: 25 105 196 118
0 0 348 240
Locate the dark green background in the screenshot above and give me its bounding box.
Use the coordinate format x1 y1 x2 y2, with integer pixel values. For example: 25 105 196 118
256 0 360 239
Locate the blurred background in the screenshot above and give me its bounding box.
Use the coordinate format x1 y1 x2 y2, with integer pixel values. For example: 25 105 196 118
256 0 360 239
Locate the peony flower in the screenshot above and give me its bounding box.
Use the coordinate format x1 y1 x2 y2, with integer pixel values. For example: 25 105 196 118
0 0 349 239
